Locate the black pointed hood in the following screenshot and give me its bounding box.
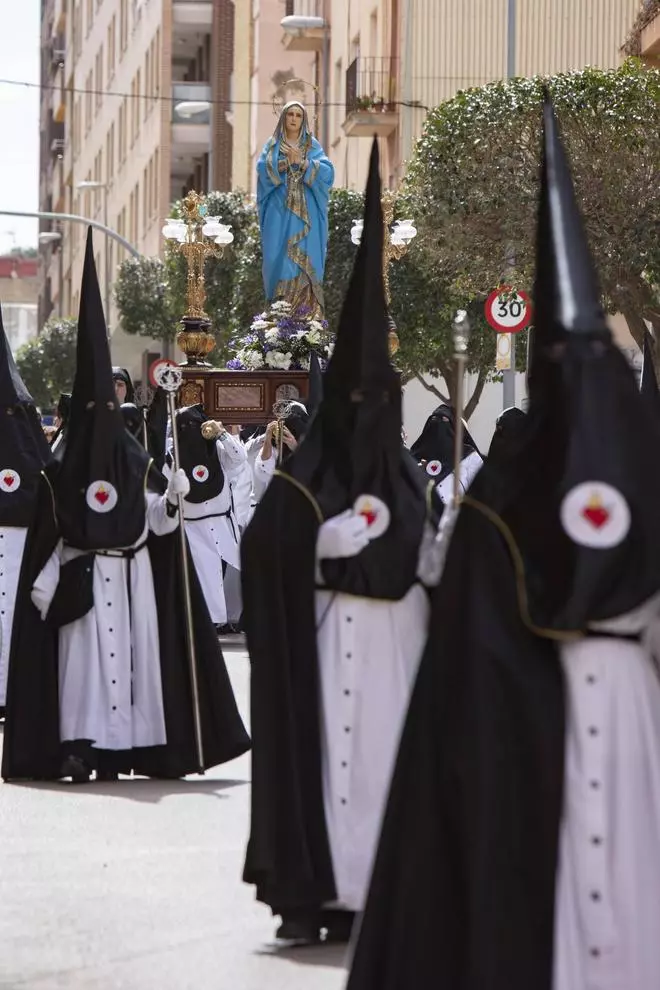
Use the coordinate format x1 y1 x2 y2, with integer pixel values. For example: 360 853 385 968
640 331 660 416
0 303 52 526
172 404 225 503
281 139 426 600
468 93 660 633
53 229 150 550
410 404 479 483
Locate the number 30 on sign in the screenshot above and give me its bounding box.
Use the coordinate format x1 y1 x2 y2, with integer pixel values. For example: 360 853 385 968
485 287 532 333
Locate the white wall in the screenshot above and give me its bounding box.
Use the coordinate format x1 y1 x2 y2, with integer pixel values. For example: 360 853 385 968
402 372 527 453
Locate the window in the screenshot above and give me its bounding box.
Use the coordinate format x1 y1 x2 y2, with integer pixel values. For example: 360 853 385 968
333 58 343 140
134 183 139 244
95 47 103 110
152 147 159 217
135 69 141 140
143 165 148 234
118 101 126 166
85 70 93 133
154 28 161 100
107 16 116 80
74 3 83 59
144 49 150 119
369 10 378 55
120 0 128 55
86 0 93 37
106 124 115 184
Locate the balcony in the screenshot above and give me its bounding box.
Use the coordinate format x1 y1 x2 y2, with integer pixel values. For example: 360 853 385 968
641 7 660 58
343 57 399 138
281 0 327 52
173 0 212 33
49 119 65 158
171 83 211 156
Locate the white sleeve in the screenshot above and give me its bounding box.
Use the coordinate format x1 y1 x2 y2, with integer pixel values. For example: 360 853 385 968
217 434 247 471
146 490 180 536
253 451 277 503
231 462 254 529
31 541 63 620
437 451 483 505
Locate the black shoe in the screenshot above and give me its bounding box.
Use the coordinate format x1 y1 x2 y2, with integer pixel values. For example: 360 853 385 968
321 909 356 943
60 755 92 784
215 623 232 635
275 911 321 945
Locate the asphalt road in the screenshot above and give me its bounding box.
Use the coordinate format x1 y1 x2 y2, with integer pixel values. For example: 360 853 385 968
0 640 348 990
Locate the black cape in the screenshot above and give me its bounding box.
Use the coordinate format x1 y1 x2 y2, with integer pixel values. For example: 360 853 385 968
346 488 565 990
241 473 335 911
2 467 250 781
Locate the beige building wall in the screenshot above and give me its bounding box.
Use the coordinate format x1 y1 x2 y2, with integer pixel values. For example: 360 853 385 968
326 0 641 191
231 0 252 191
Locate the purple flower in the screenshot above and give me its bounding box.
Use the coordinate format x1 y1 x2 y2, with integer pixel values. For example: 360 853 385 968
226 358 245 370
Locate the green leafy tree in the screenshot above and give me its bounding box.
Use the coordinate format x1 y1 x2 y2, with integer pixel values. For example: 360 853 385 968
15 317 78 410
114 256 172 340
404 60 660 372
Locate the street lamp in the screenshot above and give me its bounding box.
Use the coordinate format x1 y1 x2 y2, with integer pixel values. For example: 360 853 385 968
77 180 110 327
39 230 64 319
350 191 417 354
162 190 235 365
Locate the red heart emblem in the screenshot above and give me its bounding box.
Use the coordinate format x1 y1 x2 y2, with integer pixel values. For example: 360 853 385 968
360 508 377 527
582 503 609 529
196 469 205 479
3 475 14 487
95 488 110 505
430 465 439 474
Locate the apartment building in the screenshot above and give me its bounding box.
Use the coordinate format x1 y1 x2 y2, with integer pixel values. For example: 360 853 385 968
0 256 39 353
38 0 236 368
302 0 642 190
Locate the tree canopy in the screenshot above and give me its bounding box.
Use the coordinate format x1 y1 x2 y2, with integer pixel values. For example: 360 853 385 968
404 60 660 357
15 317 77 410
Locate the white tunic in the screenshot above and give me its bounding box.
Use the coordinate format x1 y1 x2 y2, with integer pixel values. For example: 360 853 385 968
252 449 277 505
0 526 28 706
169 435 246 626
554 594 660 990
31 492 178 751
436 450 483 505
316 573 431 911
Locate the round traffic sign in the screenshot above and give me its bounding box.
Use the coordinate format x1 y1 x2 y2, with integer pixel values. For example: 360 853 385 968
149 358 177 388
485 287 532 333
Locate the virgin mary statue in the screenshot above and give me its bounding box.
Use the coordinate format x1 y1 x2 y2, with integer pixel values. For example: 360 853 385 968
257 101 334 316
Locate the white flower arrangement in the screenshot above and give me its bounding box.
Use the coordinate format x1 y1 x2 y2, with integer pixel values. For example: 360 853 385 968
227 301 334 372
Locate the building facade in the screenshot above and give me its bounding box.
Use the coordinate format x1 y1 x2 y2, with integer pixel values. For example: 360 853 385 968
37 0 237 371
0 256 39 353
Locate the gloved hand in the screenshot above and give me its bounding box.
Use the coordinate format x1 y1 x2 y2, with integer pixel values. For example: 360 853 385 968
166 468 190 504
317 509 370 561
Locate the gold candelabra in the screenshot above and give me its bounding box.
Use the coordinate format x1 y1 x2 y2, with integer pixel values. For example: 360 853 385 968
162 190 234 365
350 192 417 358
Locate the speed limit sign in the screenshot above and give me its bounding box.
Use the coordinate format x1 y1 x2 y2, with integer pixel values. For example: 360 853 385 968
485 287 532 333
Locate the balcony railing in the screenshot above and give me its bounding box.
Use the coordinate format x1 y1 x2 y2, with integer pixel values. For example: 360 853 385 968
345 57 398 115
284 0 323 16
344 57 399 137
49 119 65 156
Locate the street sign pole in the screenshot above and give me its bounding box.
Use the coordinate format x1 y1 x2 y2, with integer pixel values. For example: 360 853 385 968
503 0 517 410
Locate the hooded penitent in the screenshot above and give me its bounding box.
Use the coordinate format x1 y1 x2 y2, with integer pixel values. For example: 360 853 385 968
241 138 428 915
281 139 426 599
53 231 151 550
112 366 135 403
0 305 52 527
345 93 660 990
410 404 479 483
306 350 323 421
173 405 225 503
487 405 527 464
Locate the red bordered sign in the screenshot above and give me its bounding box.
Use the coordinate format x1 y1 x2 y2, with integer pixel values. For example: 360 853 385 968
149 358 177 388
485 287 532 334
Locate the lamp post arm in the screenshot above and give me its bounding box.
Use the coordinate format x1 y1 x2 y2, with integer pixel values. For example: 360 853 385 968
0 209 141 259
